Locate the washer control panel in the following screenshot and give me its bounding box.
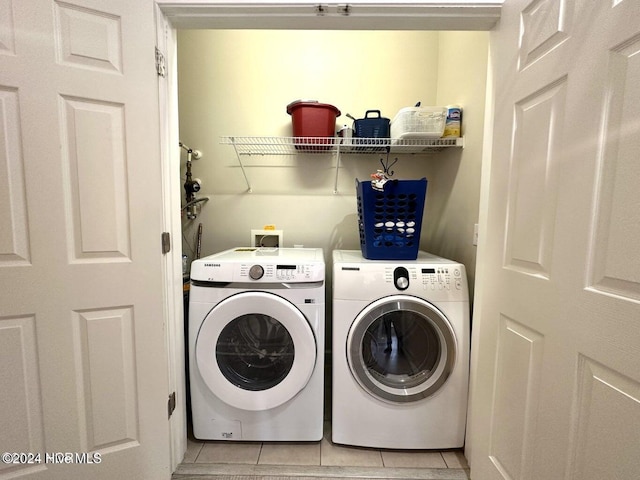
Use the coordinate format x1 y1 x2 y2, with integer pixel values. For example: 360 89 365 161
191 248 325 283
240 263 318 282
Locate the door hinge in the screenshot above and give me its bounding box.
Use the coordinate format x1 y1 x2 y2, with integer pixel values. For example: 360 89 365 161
168 391 176 419
155 46 166 77
338 4 351 15
161 232 171 254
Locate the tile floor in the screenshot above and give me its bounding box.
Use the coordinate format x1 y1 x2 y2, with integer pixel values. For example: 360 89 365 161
172 423 470 480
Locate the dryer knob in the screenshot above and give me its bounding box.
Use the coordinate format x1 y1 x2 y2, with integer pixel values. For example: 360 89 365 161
249 264 264 280
394 267 409 290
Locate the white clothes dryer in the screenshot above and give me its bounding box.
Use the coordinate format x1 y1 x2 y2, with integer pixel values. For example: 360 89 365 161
189 247 325 441
332 250 470 449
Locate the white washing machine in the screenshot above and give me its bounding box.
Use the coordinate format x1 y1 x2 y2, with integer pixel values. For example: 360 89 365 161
332 250 470 449
189 247 325 441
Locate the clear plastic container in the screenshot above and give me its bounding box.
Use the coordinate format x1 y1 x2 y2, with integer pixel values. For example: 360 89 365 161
390 106 447 139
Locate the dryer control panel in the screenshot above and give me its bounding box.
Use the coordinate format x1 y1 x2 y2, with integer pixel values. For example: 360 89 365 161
419 266 464 291
382 266 463 291
332 250 468 302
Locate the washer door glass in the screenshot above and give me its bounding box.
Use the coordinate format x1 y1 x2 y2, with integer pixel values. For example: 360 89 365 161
347 295 456 403
196 291 316 411
216 313 294 391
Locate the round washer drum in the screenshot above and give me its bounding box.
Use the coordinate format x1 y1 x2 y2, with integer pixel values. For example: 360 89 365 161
195 291 317 411
346 295 456 403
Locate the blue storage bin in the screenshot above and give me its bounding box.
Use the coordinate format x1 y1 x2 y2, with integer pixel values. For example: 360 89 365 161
356 178 427 260
353 110 390 138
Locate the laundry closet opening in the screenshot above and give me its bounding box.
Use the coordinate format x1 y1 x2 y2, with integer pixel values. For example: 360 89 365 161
174 22 489 472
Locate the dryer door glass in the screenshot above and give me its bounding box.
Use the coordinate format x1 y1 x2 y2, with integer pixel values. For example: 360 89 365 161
347 295 456 403
216 313 294 391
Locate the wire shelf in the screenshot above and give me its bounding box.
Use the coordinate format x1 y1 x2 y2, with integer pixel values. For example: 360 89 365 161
220 136 463 155
220 136 463 193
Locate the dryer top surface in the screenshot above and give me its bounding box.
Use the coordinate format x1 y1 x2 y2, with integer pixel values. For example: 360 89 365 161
332 249 461 267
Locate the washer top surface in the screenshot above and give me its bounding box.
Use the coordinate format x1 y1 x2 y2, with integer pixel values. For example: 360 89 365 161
203 247 324 264
191 247 324 283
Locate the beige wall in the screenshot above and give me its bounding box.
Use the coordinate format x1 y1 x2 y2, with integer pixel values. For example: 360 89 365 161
428 30 490 300
177 29 488 301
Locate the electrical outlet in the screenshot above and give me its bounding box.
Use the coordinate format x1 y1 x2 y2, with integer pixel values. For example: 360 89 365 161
473 223 479 246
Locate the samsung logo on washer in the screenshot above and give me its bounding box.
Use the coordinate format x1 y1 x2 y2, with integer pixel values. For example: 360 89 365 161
204 263 221 267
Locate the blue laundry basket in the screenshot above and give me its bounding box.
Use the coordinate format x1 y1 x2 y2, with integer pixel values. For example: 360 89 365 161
356 178 427 260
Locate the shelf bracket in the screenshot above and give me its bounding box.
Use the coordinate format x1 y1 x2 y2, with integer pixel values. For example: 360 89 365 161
229 136 252 193
333 142 342 194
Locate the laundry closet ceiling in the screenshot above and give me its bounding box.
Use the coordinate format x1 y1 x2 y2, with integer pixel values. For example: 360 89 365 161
160 2 502 31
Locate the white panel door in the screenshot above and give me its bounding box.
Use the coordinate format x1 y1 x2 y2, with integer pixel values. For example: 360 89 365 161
0 1 170 479
468 1 640 479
